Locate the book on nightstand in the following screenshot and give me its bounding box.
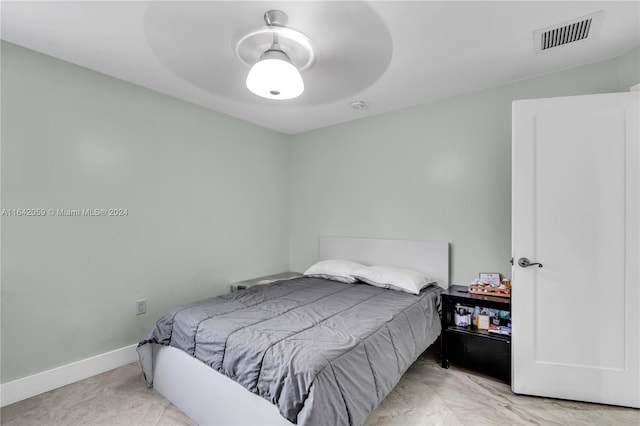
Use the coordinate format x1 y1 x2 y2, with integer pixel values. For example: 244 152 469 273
488 325 512 335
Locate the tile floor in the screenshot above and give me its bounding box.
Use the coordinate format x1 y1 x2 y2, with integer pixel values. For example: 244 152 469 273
2 347 638 425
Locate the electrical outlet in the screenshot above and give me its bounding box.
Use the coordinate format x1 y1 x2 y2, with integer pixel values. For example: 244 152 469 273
136 299 146 315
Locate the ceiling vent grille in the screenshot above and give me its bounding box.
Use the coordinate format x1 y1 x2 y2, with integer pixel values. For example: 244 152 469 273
534 11 604 52
541 19 591 50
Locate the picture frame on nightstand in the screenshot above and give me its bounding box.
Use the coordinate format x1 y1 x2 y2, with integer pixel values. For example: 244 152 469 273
478 272 501 285
477 314 491 330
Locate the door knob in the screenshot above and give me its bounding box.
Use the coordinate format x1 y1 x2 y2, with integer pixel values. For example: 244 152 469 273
518 257 543 268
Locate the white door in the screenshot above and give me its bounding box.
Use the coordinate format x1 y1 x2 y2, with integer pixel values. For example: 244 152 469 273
511 92 639 408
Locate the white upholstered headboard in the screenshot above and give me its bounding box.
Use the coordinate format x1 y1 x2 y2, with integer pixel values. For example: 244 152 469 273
318 236 450 289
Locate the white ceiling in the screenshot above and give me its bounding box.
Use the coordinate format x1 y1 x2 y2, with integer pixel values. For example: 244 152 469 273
2 1 639 134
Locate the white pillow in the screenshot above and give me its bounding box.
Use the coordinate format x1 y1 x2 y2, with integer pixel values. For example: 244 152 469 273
304 259 366 284
350 266 433 295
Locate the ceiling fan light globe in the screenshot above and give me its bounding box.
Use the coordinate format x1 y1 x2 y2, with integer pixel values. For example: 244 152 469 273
246 58 304 100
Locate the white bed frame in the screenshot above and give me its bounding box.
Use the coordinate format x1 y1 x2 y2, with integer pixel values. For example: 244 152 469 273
150 237 450 425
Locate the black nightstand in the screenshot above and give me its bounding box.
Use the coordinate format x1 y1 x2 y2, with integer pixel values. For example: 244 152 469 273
440 285 511 383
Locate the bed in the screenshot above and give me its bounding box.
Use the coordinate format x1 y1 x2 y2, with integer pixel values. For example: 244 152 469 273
138 237 449 425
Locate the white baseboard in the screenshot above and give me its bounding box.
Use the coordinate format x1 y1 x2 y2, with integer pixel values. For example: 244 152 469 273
0 344 139 407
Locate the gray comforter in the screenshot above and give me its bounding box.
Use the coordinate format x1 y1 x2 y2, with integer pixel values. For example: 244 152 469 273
138 277 442 426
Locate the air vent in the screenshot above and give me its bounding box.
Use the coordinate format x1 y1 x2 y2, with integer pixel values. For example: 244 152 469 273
541 19 592 49
534 11 604 52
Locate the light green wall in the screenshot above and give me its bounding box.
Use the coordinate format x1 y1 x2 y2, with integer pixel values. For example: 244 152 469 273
289 49 639 284
1 42 290 382
618 47 640 91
